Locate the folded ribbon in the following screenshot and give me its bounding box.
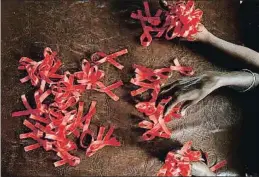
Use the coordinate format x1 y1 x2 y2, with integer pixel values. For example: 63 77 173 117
131 1 203 47
157 141 227 176
131 59 194 140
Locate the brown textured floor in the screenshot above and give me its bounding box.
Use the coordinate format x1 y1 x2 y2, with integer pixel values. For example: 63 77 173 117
1 0 248 176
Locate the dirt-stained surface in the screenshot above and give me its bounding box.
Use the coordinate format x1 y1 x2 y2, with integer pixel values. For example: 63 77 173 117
2 0 255 176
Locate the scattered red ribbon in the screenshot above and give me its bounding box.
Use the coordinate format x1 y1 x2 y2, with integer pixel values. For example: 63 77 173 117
74 50 127 101
12 48 124 167
131 0 203 47
91 49 128 70
157 141 227 176
83 126 121 157
131 59 194 141
19 47 63 87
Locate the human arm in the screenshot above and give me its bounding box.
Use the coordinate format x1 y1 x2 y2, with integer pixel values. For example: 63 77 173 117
157 70 259 116
194 24 259 69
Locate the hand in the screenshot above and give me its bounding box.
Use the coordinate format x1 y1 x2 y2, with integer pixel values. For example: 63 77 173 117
191 162 215 176
192 23 211 42
157 71 224 116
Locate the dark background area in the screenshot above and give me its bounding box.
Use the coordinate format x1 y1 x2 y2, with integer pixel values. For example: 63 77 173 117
1 0 258 176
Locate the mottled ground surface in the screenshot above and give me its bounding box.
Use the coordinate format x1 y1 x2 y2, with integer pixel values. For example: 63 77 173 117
2 0 257 176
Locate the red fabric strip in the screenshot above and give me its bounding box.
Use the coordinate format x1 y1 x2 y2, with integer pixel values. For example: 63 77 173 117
131 59 194 140
13 47 124 167
131 1 203 47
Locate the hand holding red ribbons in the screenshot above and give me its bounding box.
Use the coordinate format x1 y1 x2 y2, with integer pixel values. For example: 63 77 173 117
131 0 203 47
157 141 227 176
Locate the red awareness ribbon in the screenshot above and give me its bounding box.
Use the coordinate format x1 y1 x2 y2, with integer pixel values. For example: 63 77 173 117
131 1 203 47
166 0 203 41
157 141 202 176
210 160 227 172
95 80 123 101
51 72 86 111
139 98 182 141
74 59 105 90
13 47 122 167
19 47 63 87
131 2 164 47
80 101 97 148
91 49 128 70
131 59 194 140
157 141 227 176
74 59 124 101
12 89 51 117
85 126 121 157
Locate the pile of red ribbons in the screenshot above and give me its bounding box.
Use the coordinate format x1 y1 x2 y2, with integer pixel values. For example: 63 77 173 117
12 47 127 167
131 0 203 47
157 141 227 176
131 59 194 141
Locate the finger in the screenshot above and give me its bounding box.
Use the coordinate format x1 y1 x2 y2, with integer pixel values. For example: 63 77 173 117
160 77 200 94
156 81 180 106
164 89 200 116
160 80 180 94
164 93 190 116
178 77 200 85
180 100 195 116
180 91 210 116
157 77 201 106
179 77 203 90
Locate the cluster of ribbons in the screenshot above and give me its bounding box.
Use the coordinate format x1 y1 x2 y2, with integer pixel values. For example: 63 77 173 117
131 0 203 47
130 59 194 141
157 141 227 176
12 47 127 167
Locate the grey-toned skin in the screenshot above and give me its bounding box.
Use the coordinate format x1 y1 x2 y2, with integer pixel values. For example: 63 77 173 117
191 162 216 176
194 24 259 68
158 27 259 176
158 0 259 176
158 70 259 116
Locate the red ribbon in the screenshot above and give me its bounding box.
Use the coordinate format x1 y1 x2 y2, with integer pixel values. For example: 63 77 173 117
91 49 128 70
74 58 124 101
131 59 194 140
157 141 227 176
157 141 202 176
19 47 63 88
131 1 203 47
74 59 105 90
51 72 85 111
12 90 51 117
85 126 121 157
12 47 123 167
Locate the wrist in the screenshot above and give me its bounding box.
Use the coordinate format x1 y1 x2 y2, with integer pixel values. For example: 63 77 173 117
207 72 228 89
201 31 214 44
216 73 232 88
217 71 258 91
194 24 213 43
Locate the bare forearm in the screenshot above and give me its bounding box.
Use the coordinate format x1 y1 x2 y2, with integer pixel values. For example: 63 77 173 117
204 32 259 68
217 71 259 91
